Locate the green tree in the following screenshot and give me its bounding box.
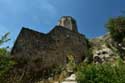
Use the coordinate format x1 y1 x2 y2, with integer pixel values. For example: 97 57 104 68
0 33 15 78
106 16 125 42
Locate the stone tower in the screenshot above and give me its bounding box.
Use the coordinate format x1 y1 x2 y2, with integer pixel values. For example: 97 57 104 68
57 16 78 32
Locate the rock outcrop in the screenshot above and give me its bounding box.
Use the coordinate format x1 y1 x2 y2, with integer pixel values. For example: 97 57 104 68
90 33 123 63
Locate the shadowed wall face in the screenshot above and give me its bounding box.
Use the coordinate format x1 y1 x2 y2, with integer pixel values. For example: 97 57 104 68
10 17 88 81
11 27 88 68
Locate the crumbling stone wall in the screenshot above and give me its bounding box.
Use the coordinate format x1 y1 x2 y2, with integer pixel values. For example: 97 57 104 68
10 17 88 82
11 26 88 71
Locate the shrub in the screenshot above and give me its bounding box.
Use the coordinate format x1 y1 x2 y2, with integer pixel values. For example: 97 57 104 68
66 54 76 73
76 59 125 83
0 48 15 77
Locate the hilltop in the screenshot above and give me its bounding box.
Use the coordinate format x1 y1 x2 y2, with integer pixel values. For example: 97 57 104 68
0 16 125 83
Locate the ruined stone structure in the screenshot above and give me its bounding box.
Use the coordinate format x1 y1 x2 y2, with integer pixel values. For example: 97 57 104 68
10 16 88 82
57 16 78 32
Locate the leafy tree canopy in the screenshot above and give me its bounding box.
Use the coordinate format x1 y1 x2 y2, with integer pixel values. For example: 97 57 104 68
0 32 10 46
0 33 15 79
106 16 125 42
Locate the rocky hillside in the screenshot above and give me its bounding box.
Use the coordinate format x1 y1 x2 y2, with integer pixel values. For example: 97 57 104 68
90 33 125 63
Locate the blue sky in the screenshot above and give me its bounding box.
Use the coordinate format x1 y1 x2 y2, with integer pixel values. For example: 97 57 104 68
0 0 125 47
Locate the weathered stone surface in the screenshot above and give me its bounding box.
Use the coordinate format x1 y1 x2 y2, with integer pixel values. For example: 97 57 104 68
57 16 78 32
90 33 120 63
10 16 88 82
11 26 88 67
93 44 115 63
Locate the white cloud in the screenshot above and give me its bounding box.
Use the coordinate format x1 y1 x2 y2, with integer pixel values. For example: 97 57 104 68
0 0 58 25
30 0 58 24
39 1 57 16
0 0 24 13
0 0 57 16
